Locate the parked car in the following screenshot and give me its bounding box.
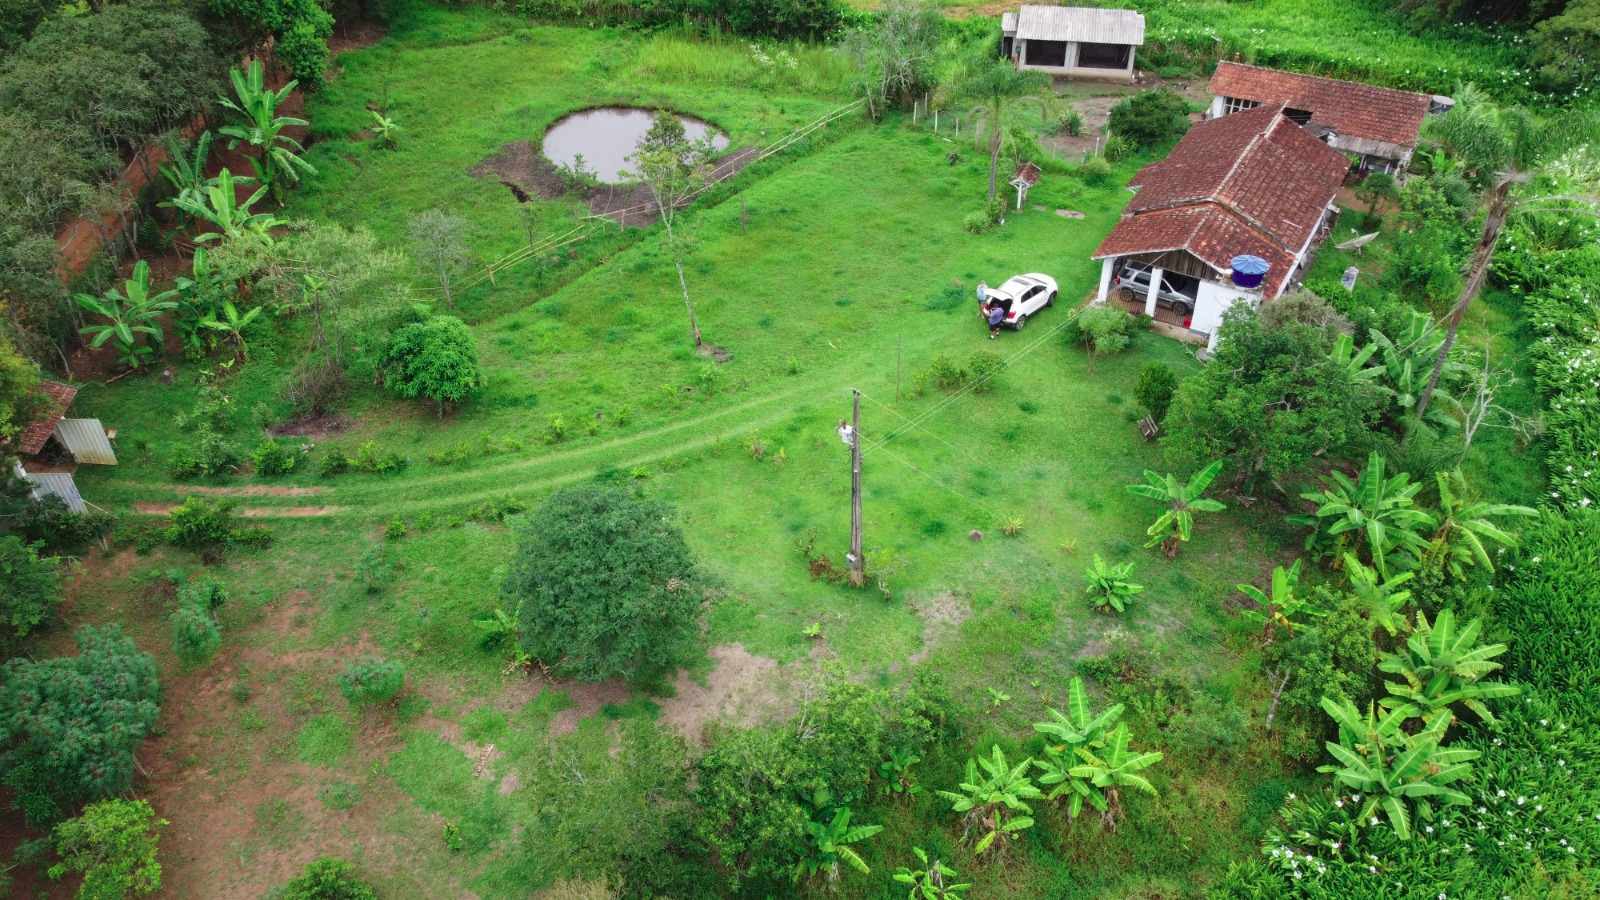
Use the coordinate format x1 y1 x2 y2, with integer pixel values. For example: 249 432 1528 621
982 273 1059 330
1113 262 1196 317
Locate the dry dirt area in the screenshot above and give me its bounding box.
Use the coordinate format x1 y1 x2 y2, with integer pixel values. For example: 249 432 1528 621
470 140 761 227
132 501 342 517
117 481 330 498
658 643 783 745
907 589 972 666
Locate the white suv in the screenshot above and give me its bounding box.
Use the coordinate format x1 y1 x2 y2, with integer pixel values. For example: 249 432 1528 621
983 274 1059 330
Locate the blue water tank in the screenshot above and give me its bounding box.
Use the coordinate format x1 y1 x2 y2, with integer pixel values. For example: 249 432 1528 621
1230 255 1270 289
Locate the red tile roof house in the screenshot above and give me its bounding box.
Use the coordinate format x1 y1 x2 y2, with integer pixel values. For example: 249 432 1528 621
1091 103 1348 350
1206 61 1433 174
7 380 118 513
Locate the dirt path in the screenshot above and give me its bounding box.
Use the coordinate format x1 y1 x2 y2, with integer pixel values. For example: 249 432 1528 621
132 501 342 517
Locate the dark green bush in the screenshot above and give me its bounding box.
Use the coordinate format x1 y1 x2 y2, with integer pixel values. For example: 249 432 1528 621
1134 362 1178 422
0 535 62 640
1108 90 1190 150
170 603 220 667
250 439 301 476
276 857 376 900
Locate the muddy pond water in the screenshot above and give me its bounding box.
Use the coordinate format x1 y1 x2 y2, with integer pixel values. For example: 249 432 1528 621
541 107 731 184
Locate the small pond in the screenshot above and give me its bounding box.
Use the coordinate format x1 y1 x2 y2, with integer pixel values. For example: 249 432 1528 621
542 107 730 184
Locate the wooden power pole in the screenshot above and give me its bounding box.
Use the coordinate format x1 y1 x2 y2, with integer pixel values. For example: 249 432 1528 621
848 389 864 587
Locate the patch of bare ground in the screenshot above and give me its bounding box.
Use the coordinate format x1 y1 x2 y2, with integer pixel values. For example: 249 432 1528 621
132 501 342 517
658 643 782 745
548 679 634 736
267 411 352 442
118 481 330 498
695 343 733 364
469 140 761 227
907 590 972 665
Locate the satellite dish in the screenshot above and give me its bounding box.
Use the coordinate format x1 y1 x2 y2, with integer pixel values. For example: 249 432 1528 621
1336 232 1380 252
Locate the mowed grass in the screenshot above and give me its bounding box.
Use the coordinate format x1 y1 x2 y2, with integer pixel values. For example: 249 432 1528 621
60 9 1306 896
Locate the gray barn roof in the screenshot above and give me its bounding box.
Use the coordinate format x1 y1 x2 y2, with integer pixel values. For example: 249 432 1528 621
1001 11 1018 34
1015 5 1145 45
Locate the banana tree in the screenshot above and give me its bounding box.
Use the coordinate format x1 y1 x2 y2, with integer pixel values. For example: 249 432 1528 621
1064 722 1163 831
370 110 401 149
1420 469 1537 580
1317 696 1480 840
936 744 1041 856
218 60 316 202
1127 459 1227 558
1083 554 1143 613
1238 560 1325 640
201 300 263 362
894 847 971 900
1289 451 1434 579
75 260 178 369
173 246 230 358
794 804 881 883
1343 553 1415 637
1328 332 1383 384
1368 312 1468 430
1378 609 1519 727
175 169 283 244
1033 678 1125 820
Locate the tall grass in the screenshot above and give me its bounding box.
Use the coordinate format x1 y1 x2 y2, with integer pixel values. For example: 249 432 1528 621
632 28 855 97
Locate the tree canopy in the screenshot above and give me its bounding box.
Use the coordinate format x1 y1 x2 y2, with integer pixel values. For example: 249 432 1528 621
378 315 485 415
0 625 161 825
505 484 704 681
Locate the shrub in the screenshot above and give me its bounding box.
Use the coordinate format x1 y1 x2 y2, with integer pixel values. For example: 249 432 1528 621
167 430 240 479
1107 90 1190 149
962 197 1006 234
353 441 406 474
48 798 166 900
317 449 350 477
336 656 405 707
171 603 221 667
385 517 407 540
0 535 63 640
505 484 703 682
1064 304 1135 371
317 782 360 811
966 351 1004 392
1078 154 1112 184
1133 362 1178 422
178 575 227 613
378 315 486 415
278 858 377 900
251 438 301 476
1056 109 1086 137
163 496 237 550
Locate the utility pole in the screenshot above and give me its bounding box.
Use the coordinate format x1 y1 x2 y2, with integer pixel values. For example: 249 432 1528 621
848 389 864 587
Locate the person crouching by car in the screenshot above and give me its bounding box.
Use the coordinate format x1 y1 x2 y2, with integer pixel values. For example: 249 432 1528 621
986 303 1006 339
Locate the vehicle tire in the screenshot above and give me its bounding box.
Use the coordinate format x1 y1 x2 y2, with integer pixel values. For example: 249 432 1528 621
1172 300 1192 317
1014 314 1028 331
1114 286 1136 303
1046 290 1057 307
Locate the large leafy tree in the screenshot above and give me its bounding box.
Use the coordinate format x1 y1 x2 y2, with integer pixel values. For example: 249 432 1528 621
218 61 316 203
378 315 485 416
49 798 167 900
1163 306 1383 488
1415 86 1600 416
207 0 333 89
0 334 47 470
952 57 1054 202
842 0 943 117
626 112 718 347
1289 451 1434 579
506 484 702 681
0 625 161 826
1377 609 1519 726
1108 89 1191 150
1126 459 1227 558
0 535 63 641
1317 697 1479 841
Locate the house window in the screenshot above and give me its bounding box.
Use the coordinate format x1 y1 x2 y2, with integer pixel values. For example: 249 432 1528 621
1224 97 1258 115
1024 40 1067 67
1076 42 1130 69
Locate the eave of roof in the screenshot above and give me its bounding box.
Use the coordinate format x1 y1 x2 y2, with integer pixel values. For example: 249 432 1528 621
16 380 77 456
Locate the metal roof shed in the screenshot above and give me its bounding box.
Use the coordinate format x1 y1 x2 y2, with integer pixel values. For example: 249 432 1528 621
1007 5 1144 82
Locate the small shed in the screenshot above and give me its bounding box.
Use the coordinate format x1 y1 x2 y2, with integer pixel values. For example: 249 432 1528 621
11 380 117 514
1004 5 1144 82
1009 161 1042 211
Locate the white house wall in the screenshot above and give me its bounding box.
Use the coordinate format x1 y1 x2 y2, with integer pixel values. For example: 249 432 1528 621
1192 279 1258 337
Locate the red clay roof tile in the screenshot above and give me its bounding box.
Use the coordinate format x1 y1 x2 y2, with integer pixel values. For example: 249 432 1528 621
1208 61 1430 148
17 380 76 456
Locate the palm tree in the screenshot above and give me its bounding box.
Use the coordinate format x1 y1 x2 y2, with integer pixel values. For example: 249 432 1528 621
173 246 230 357
953 56 1054 202
1063 722 1163 831
936 745 1041 856
1318 697 1480 841
1289 452 1434 579
1420 469 1537 580
1378 609 1519 727
1415 85 1600 416
75 260 178 369
1238 560 1325 640
1127 459 1227 558
218 60 316 203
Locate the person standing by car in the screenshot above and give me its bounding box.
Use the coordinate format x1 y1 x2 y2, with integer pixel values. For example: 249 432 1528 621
987 303 1005 339
976 280 988 311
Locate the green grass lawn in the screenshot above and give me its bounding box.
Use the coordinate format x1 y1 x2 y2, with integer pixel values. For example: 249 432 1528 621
55 7 1362 897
